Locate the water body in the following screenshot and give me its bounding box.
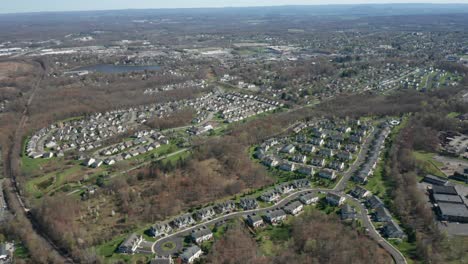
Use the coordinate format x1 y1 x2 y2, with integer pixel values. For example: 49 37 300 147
74 64 161 74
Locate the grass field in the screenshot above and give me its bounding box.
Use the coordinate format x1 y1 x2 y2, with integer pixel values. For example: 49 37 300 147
389 239 417 264
95 233 154 263
256 224 292 256
413 151 445 177
365 159 390 202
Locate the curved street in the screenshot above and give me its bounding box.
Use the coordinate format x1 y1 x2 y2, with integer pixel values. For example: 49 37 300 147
151 124 407 264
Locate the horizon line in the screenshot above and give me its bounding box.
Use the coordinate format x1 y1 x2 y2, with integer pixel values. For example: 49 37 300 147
2 2 468 15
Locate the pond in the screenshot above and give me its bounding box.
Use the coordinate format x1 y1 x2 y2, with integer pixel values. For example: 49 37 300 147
74 64 161 74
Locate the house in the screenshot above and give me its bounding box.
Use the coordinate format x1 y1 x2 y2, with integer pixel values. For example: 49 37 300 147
280 144 296 154
309 137 325 146
338 126 352 133
352 170 370 184
319 148 334 157
279 162 296 172
423 174 448 186
311 157 326 167
341 204 357 221
329 161 345 171
312 130 326 139
284 201 304 215
82 158 96 166
42 152 54 159
345 144 359 153
254 149 265 159
292 155 307 164
151 256 174 264
149 222 172 237
91 160 103 168
240 198 258 210
264 209 287 225
117 233 143 254
172 214 195 229
318 169 337 180
330 134 345 142
261 190 281 203
382 220 406 239
367 195 385 209
104 159 116 165
214 201 236 214
326 141 341 149
350 135 363 143
299 144 316 154
374 206 393 222
245 214 264 228
194 206 216 221
30 152 43 159
297 166 314 176
295 134 308 143
180 245 203 263
337 151 353 161
275 183 295 194
300 193 319 205
292 179 309 189
262 156 279 167
350 186 371 199
326 193 346 206
191 226 213 244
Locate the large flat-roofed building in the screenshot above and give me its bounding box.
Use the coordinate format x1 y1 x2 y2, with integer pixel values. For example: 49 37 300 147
423 174 448 186
431 185 458 195
436 202 468 223
433 194 464 204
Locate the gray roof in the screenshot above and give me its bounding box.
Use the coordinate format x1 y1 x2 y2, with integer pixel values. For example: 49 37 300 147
180 245 202 260
375 206 392 221
284 201 303 212
266 209 286 218
432 185 458 195
191 227 212 239
424 174 448 185
247 214 263 222
150 256 173 264
433 194 463 204
438 202 468 218
367 195 385 209
301 193 317 201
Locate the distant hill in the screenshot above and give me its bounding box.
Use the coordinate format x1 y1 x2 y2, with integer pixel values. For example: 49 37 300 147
2 4 468 20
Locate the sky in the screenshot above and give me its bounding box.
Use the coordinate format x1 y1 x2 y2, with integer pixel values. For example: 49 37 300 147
2 0 468 14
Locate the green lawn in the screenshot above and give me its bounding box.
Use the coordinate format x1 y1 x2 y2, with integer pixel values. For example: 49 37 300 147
389 239 418 264
14 242 30 259
25 163 99 199
256 224 292 256
413 151 445 177
366 160 389 202
446 112 460 118
96 234 153 263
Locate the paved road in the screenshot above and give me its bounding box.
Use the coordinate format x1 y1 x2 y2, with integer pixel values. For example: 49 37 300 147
151 125 407 264
347 194 407 264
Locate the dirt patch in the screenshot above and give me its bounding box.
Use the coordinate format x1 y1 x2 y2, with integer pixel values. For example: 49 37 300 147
0 61 34 81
